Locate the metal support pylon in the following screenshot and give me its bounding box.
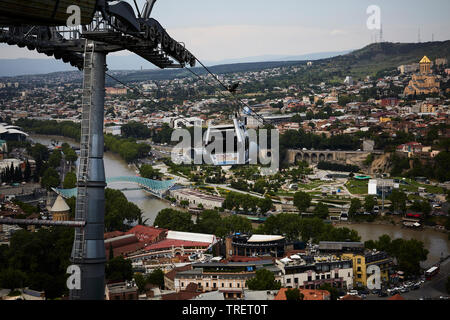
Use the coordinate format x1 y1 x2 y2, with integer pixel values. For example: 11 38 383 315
70 40 107 300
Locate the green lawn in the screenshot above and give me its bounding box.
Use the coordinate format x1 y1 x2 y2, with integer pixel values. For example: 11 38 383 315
345 180 368 195
391 177 445 194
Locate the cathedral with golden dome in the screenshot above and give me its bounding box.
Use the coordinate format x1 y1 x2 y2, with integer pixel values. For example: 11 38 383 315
404 56 440 96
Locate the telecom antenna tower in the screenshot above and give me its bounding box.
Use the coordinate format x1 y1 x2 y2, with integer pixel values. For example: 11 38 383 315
0 0 196 300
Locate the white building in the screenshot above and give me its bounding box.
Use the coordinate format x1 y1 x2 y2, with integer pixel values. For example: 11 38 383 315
169 188 224 210
368 179 399 196
104 125 122 136
276 255 354 290
344 76 354 86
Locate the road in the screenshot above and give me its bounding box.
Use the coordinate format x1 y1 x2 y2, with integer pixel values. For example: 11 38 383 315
365 258 450 300
402 258 450 300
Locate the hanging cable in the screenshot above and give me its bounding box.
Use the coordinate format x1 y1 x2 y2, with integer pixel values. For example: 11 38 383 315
184 66 268 125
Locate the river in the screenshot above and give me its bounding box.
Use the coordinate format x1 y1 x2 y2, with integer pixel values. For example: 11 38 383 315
29 134 171 225
29 134 449 266
336 222 449 267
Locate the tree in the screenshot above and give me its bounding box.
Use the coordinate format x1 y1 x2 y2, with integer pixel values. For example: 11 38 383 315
134 273 147 293
104 189 143 232
349 198 362 217
48 149 62 169
63 171 77 189
318 283 338 301
314 202 329 220
364 195 376 212
122 121 151 139
258 197 273 214
293 191 312 213
3 227 74 299
140 164 162 180
106 256 133 282
154 208 194 232
409 200 431 216
253 179 267 194
195 210 222 235
246 269 281 291
41 167 60 190
389 190 407 214
285 288 304 301
31 143 50 163
147 269 165 288
61 143 78 164
180 200 189 208
109 243 114 260
23 160 32 182
259 213 302 242
366 235 428 276
221 215 253 237
0 269 27 290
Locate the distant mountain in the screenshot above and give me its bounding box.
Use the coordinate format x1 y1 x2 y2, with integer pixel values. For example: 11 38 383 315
0 50 350 77
1 41 449 80
317 41 450 78
202 50 351 66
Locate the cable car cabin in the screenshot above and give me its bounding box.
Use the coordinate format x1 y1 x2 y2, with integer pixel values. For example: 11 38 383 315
0 0 97 26
201 118 253 166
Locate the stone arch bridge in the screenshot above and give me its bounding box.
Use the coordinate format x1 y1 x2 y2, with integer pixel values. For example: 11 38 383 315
287 149 383 166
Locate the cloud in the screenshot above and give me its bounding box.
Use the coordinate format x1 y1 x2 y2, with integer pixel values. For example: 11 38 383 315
330 29 347 36
167 24 369 61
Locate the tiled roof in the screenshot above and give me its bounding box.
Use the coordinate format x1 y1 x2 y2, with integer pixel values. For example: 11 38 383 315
275 288 330 301
388 294 405 300
126 225 167 244
164 265 193 281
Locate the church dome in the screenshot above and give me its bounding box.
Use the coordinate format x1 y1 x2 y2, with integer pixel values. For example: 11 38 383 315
420 56 431 64
50 195 70 213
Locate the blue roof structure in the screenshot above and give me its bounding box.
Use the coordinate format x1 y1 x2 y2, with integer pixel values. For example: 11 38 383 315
53 176 176 199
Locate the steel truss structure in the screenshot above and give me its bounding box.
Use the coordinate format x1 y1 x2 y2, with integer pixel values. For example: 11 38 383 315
0 0 196 300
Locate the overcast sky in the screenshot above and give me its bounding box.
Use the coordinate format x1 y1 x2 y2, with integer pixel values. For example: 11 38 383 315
1 0 450 62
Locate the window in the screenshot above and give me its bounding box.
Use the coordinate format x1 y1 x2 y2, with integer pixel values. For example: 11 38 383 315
357 274 362 279
181 282 184 287
327 274 331 279
357 258 361 264
294 278 298 284
308 276 312 281
222 283 224 288
357 267 362 272
206 283 209 287
230 283 233 288
287 278 291 284
237 283 240 288
213 283 216 288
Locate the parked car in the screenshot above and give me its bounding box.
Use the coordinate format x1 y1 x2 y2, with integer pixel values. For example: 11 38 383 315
348 290 359 296
378 291 388 297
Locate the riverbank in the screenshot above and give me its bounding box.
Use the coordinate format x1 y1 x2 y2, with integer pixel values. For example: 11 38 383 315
336 218 450 235
335 221 449 267
29 134 172 225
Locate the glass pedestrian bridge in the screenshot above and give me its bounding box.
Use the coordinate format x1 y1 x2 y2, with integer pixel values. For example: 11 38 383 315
53 176 177 199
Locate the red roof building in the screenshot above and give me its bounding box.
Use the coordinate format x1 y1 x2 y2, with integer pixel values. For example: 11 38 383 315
274 288 331 301
126 225 167 245
105 234 146 259
388 294 405 301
